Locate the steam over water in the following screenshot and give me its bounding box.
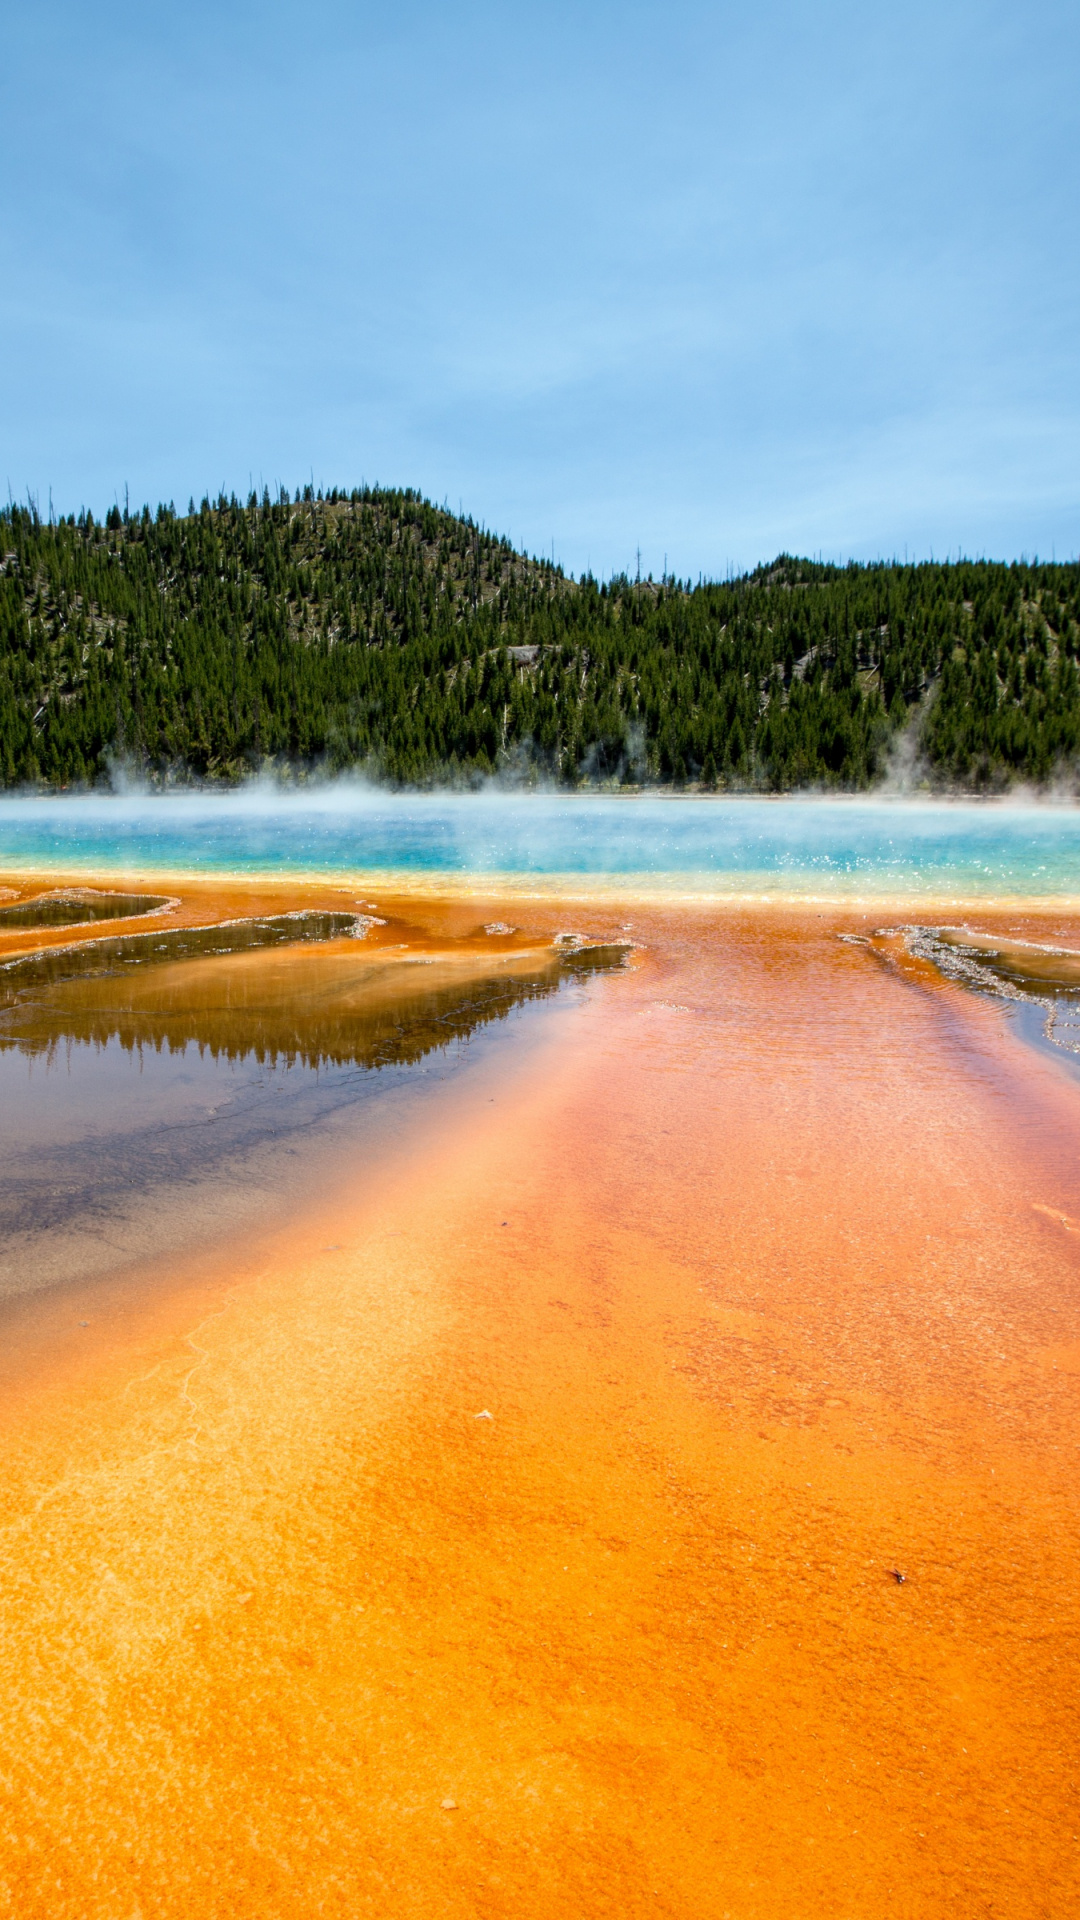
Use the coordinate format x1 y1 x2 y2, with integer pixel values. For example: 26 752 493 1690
1 790 1080 893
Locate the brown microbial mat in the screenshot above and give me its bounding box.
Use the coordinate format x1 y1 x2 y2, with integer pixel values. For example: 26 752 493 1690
868 921 1080 1059
0 882 630 1303
0 907 372 998
0 914 629 1058
0 887 171 928
0 884 1078 1919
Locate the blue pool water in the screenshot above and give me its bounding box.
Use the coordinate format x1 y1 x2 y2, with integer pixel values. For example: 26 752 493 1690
0 788 1079 896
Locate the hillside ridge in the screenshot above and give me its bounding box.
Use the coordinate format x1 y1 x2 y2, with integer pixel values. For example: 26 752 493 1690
2 485 1079 792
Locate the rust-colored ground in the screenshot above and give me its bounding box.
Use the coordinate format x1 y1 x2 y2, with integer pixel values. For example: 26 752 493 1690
0 887 1078 1917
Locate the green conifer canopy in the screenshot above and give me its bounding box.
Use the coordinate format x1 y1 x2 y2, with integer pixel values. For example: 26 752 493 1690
2 485 1078 791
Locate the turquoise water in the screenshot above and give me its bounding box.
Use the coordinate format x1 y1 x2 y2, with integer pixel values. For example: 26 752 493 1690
0 790 1079 896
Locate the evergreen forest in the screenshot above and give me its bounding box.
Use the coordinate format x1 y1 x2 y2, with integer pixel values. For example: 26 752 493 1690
2 485 1079 792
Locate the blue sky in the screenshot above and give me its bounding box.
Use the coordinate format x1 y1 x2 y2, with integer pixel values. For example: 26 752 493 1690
2 0 1077 577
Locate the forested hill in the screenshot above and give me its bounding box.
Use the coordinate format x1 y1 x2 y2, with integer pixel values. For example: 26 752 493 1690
2 485 1079 792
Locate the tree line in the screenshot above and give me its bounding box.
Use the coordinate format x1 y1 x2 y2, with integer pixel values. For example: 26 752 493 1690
1 485 1078 791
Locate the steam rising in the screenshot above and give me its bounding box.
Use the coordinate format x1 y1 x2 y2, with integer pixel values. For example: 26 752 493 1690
1 780 1080 895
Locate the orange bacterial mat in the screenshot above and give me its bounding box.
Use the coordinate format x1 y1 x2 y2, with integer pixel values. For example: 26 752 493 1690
0 889 1077 1917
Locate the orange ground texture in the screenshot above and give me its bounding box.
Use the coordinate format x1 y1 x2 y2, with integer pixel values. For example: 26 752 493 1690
0 884 1078 1918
